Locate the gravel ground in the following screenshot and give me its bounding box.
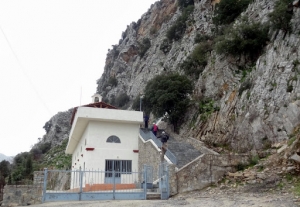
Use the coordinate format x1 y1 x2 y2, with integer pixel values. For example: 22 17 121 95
31 190 299 207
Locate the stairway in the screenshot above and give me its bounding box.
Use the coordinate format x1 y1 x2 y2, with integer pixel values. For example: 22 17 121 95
140 128 202 169
166 135 202 169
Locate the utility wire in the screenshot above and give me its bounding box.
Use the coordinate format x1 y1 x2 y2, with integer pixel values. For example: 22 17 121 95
0 25 52 115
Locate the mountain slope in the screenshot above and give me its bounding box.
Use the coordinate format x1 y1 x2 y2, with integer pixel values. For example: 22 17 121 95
0 153 13 162
96 0 300 155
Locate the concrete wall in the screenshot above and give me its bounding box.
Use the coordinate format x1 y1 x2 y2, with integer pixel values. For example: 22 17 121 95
138 136 178 195
138 136 162 181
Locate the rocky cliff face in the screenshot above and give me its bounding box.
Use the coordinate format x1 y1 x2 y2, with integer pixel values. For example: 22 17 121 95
96 0 300 154
34 109 72 148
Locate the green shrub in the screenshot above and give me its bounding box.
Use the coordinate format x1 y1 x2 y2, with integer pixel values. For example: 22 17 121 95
102 77 118 90
249 155 259 166
166 5 194 41
38 142 52 154
115 93 130 108
215 21 269 60
178 0 194 9
294 180 300 196
180 41 212 79
286 173 293 181
213 0 251 26
138 38 151 58
269 0 293 32
132 96 141 111
288 136 296 146
109 76 118 86
194 34 211 44
150 26 157 35
198 99 219 121
262 136 272 150
160 38 172 54
236 163 247 171
293 59 300 67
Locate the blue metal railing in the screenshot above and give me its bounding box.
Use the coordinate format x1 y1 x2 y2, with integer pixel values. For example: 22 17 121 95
139 129 177 165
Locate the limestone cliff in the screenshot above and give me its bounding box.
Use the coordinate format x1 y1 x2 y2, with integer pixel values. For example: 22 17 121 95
96 0 300 154
40 109 72 146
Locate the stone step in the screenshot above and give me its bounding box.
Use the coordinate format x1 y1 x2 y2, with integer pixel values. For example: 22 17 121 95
146 192 161 200
167 139 202 169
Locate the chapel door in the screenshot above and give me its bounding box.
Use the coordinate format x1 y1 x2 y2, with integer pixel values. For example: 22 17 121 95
105 160 121 184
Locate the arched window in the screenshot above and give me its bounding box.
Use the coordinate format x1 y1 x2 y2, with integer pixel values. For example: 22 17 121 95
106 135 121 143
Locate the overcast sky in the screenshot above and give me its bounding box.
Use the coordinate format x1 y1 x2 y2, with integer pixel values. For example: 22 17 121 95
0 0 157 156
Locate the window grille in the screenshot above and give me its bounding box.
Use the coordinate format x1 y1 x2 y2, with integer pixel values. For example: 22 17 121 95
106 135 121 143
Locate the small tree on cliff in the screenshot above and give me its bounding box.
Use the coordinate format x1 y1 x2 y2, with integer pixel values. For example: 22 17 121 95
143 73 193 132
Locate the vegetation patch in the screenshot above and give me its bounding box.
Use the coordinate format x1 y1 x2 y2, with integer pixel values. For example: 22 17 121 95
215 20 269 61
138 38 151 58
178 0 194 10
236 155 259 171
166 5 194 41
262 136 272 150
194 34 211 44
143 73 193 132
102 76 118 91
268 0 293 32
213 0 251 26
160 38 172 54
115 93 130 108
198 99 219 121
41 139 72 169
180 34 214 79
180 42 212 79
293 180 300 196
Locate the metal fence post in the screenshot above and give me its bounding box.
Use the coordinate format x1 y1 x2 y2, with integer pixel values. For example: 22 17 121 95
42 168 48 203
79 169 83 201
113 170 115 200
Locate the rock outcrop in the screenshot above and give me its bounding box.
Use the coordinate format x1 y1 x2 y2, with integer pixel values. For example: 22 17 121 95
96 0 300 155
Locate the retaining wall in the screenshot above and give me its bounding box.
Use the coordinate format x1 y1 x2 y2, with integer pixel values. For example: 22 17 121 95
2 172 44 207
139 135 251 195
176 154 250 193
